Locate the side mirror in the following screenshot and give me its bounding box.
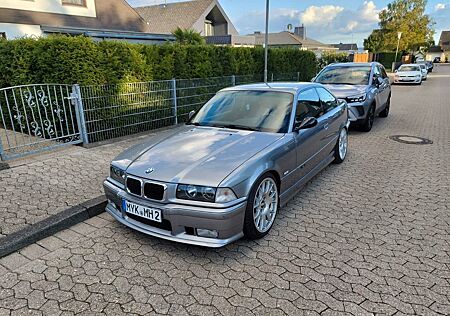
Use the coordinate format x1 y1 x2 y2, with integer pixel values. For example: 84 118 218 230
394 70 398 73
294 117 318 131
188 110 196 120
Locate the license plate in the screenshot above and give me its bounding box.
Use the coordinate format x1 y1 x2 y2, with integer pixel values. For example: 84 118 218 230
123 200 162 223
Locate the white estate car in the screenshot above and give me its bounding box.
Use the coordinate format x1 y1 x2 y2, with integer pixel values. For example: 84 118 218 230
394 64 423 85
418 64 428 80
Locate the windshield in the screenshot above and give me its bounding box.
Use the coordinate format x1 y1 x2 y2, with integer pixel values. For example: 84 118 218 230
399 65 420 72
188 90 293 133
315 66 371 85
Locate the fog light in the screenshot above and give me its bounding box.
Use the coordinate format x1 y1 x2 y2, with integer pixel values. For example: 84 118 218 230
196 228 218 238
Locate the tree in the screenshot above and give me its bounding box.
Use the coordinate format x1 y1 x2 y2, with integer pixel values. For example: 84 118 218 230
171 27 205 45
364 0 434 52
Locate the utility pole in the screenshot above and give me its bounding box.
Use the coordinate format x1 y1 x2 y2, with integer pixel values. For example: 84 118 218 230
395 32 402 62
264 0 270 83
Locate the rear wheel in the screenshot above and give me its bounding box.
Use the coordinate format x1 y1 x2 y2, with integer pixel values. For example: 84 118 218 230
359 104 375 132
379 96 390 118
243 174 279 240
333 128 348 164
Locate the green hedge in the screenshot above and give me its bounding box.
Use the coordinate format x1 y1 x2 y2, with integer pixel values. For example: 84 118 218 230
374 52 399 69
0 36 318 88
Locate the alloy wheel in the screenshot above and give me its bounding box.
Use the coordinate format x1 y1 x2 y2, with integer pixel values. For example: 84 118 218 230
253 178 278 233
339 128 348 160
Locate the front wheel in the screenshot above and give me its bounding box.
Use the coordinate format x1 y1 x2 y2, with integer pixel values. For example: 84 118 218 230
379 96 390 118
243 174 279 240
333 128 348 164
359 104 375 132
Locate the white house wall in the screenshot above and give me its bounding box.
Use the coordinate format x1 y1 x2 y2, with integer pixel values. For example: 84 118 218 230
0 23 42 39
0 0 96 18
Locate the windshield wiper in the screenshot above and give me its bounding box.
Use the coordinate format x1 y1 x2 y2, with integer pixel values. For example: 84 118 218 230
213 124 260 131
186 122 203 126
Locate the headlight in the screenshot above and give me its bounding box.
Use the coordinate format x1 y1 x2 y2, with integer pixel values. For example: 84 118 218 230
110 165 126 185
346 93 366 103
176 185 237 203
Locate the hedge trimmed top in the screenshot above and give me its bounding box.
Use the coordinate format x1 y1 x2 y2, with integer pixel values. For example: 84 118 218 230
0 36 319 89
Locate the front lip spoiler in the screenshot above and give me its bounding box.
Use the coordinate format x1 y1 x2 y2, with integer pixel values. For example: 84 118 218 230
106 203 244 248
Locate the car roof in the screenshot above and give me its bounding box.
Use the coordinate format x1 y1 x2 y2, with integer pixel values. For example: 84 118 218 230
220 82 322 94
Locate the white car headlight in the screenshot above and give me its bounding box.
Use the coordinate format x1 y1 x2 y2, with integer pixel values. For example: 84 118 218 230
215 188 238 203
346 93 367 103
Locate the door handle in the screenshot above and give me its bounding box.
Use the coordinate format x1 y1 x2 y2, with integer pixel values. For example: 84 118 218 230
324 123 329 130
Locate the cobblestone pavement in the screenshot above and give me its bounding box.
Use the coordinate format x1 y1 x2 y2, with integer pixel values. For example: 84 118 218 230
0 65 449 315
0 132 159 238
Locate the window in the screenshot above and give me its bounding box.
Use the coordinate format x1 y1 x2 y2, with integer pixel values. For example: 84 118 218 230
379 66 388 79
190 91 293 133
61 0 86 6
204 20 213 36
316 88 338 113
315 66 371 85
296 88 322 122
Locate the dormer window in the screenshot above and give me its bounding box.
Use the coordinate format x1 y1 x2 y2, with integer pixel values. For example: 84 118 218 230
62 0 86 6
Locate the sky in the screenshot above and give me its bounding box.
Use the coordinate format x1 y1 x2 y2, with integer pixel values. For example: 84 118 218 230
127 0 449 47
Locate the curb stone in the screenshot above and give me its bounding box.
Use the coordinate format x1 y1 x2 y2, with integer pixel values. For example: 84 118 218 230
0 195 107 258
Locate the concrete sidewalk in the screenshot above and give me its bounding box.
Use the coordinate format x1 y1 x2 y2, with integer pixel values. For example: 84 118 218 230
0 131 157 239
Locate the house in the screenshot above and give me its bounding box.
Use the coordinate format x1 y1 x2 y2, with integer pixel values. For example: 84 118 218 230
331 43 358 53
439 31 450 51
135 0 254 47
0 0 174 44
426 46 445 62
252 25 338 55
438 31 450 62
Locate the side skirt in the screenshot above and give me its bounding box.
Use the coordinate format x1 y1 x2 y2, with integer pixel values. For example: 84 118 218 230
279 153 335 207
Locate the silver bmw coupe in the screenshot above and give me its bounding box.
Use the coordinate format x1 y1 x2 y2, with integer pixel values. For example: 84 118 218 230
104 83 350 247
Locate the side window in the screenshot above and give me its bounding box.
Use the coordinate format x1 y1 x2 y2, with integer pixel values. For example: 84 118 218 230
380 66 388 79
316 88 338 113
373 66 381 78
296 89 322 122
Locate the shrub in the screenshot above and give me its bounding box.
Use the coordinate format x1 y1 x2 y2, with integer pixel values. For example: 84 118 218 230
318 52 349 70
0 36 318 88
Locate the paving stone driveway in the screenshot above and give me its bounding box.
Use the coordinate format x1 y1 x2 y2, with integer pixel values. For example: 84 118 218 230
0 132 158 238
0 66 449 315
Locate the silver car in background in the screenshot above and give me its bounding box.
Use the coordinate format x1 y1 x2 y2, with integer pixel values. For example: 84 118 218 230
104 83 349 247
314 62 391 132
394 64 423 85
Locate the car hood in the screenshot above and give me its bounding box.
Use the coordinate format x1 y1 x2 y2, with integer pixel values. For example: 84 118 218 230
124 126 283 187
321 84 367 99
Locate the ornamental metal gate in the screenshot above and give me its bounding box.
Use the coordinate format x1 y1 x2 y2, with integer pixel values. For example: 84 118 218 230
0 84 83 160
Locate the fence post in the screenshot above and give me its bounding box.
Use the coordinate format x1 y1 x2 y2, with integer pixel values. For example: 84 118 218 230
171 79 178 125
297 72 300 82
71 84 89 145
231 75 236 86
271 73 274 82
0 137 4 161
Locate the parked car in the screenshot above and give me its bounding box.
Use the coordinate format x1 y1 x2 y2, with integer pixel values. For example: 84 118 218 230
433 57 441 63
104 83 349 247
394 64 423 85
425 61 434 72
418 64 428 80
313 62 391 132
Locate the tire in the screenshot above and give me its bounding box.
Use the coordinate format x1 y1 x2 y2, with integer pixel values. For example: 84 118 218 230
243 173 279 240
333 128 348 164
379 96 390 118
359 104 375 132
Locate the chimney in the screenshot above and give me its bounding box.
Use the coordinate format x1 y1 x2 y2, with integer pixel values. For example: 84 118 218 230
294 24 306 40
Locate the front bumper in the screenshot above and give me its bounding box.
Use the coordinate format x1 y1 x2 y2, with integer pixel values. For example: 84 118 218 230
394 77 421 83
346 101 370 122
103 180 246 248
